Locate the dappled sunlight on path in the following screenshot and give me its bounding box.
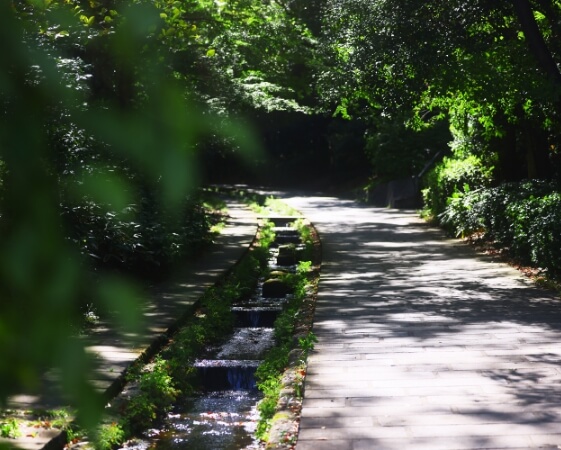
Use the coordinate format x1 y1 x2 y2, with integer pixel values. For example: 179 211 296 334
282 194 561 450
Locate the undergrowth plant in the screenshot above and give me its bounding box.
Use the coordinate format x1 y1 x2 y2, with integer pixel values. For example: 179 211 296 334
249 196 300 217
438 180 561 279
258 220 277 250
294 219 315 262
122 357 179 435
422 154 494 219
0 418 22 439
94 422 125 450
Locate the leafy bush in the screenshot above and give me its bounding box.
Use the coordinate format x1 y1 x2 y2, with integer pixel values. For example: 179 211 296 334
422 154 494 219
123 357 179 434
254 355 286 439
62 194 212 279
94 422 125 450
440 180 561 277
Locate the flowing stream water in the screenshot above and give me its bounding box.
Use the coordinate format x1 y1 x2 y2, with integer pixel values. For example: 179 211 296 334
126 219 302 450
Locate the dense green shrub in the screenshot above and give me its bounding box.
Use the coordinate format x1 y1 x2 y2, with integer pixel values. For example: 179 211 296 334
525 193 561 274
440 180 561 277
62 195 212 280
422 154 494 218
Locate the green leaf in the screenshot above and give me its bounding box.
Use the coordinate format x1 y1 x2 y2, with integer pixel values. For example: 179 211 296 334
206 48 216 57
79 15 95 26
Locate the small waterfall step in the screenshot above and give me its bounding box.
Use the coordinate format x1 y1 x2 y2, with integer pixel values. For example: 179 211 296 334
232 306 282 327
193 360 260 391
272 227 301 246
259 216 298 227
234 296 290 308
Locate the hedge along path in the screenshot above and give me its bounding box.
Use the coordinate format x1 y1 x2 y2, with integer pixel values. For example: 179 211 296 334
3 200 258 450
281 195 561 450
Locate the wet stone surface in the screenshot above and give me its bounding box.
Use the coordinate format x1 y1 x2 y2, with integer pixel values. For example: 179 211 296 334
262 278 292 298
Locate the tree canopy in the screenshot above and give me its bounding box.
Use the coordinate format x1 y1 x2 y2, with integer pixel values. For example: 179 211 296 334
319 0 561 181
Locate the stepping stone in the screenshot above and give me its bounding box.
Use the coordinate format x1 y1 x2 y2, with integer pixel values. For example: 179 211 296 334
263 278 292 298
277 244 297 266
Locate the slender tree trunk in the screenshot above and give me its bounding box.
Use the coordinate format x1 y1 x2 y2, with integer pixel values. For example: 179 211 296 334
493 121 521 182
523 120 552 179
512 0 561 88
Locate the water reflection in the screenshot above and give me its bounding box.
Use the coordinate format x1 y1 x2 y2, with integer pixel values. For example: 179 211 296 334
126 391 262 450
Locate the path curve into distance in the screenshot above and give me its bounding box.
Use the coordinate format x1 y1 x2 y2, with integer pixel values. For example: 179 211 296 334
281 194 561 450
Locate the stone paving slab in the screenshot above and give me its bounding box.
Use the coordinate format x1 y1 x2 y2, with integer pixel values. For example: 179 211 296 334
281 195 561 450
2 200 257 450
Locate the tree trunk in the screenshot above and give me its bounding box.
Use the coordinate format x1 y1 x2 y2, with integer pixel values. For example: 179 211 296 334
494 126 522 182
523 120 552 179
512 0 561 89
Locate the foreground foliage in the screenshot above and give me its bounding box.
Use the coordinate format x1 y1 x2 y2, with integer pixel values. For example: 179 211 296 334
1 0 262 425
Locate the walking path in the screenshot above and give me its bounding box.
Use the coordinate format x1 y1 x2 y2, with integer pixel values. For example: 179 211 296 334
282 195 561 450
3 200 258 450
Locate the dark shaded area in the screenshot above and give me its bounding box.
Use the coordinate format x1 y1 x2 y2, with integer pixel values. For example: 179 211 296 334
365 177 422 208
202 111 370 190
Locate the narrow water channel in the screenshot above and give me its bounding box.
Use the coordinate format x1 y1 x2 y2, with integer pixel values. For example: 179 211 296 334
151 391 262 450
128 218 303 450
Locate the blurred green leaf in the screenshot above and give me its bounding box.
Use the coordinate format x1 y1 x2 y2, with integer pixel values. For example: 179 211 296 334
58 337 103 430
97 276 146 336
72 171 133 213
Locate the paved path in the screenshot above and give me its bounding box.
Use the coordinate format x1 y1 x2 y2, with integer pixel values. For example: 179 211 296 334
3 200 257 450
283 195 561 450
